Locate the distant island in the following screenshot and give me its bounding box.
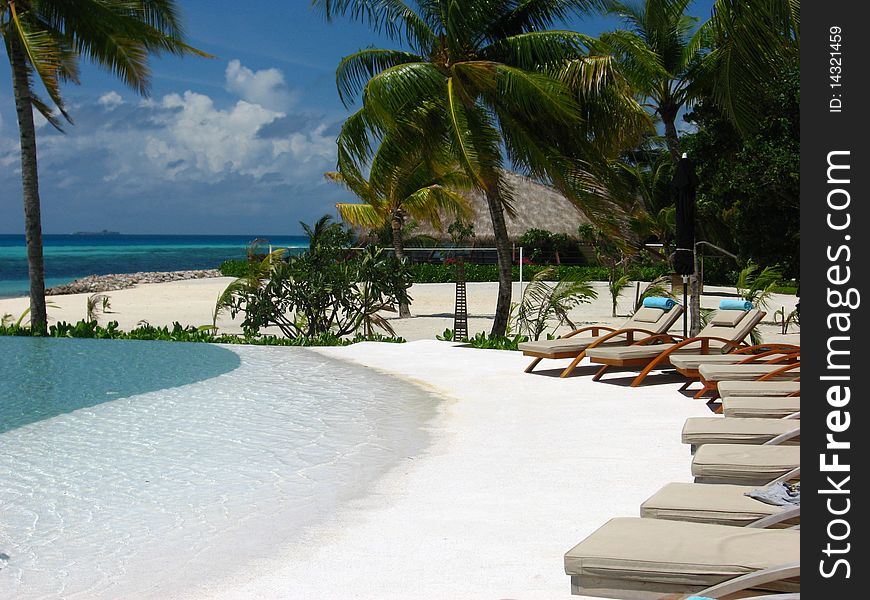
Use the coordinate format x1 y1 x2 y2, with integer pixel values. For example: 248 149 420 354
72 229 121 236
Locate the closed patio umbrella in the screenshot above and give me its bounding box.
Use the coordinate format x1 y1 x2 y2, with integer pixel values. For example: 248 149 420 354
672 155 698 335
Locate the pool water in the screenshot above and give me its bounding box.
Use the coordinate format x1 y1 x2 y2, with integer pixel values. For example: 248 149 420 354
0 339 437 599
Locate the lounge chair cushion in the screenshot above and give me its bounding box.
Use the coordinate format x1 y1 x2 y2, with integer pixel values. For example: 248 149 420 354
710 309 749 327
564 517 800 595
718 381 800 398
700 363 800 381
670 353 753 370
518 338 596 355
723 397 801 419
682 417 799 446
632 307 665 323
640 482 789 527
692 444 800 486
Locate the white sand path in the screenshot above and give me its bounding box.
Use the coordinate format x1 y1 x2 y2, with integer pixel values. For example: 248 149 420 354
168 340 718 600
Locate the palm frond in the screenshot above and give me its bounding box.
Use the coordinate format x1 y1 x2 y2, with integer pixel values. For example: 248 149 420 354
336 48 423 106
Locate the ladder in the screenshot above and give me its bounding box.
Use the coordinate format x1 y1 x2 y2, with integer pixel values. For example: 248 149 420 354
453 261 468 341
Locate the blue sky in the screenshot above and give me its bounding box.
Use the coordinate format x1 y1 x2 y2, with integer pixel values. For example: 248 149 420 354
0 1 715 235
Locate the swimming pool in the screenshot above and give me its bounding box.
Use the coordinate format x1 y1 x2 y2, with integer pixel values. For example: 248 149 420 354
0 338 438 598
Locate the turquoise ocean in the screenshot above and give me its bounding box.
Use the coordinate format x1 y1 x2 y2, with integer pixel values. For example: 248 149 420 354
0 234 308 298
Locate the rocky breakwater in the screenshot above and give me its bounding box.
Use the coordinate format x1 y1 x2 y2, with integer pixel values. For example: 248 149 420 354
46 269 223 295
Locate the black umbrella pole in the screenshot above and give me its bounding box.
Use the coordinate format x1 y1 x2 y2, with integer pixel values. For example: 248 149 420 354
682 276 688 337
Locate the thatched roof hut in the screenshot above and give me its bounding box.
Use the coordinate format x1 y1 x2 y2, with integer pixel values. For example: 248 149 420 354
414 171 593 242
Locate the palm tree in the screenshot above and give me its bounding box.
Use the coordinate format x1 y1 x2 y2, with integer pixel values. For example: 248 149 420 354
328 141 472 317
599 0 709 164
703 0 799 135
1 0 206 333
313 0 649 337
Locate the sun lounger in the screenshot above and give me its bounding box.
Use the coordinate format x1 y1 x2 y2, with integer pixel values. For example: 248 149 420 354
723 396 801 419
519 304 684 378
718 380 800 398
584 308 766 387
691 444 800 485
695 361 800 398
682 417 800 450
641 481 800 528
564 517 799 597
669 343 799 378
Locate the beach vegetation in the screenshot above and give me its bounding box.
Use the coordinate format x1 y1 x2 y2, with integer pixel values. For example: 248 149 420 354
513 267 597 341
1 0 208 334
85 293 113 324
517 229 579 265
315 0 651 338
329 136 473 317
217 216 413 338
436 328 530 351
0 319 405 345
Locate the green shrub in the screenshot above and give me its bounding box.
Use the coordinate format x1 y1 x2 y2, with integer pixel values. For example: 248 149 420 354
218 216 413 338
437 328 529 350
409 263 668 283
0 320 405 345
219 258 252 277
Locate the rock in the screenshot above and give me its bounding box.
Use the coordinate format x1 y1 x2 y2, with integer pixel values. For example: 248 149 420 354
46 269 222 296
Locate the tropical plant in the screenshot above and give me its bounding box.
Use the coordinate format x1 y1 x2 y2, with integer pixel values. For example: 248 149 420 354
702 0 799 135
217 216 412 338
329 138 472 317
513 266 596 340
735 261 782 344
314 0 650 337
1 0 207 334
608 272 632 317
598 0 710 163
86 293 112 323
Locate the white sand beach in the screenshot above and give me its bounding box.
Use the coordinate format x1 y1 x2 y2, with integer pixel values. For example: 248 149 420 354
1 279 799 598
170 339 716 600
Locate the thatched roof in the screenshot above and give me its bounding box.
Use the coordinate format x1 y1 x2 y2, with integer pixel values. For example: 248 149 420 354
414 171 592 242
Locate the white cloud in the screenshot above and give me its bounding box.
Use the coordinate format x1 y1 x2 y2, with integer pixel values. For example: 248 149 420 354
98 91 124 109
224 59 295 111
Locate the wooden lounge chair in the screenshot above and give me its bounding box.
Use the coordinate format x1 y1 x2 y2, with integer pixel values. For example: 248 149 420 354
722 396 801 419
641 479 800 528
519 304 684 378
670 344 799 397
564 517 799 598
718 380 800 399
682 417 800 450
584 308 766 387
691 443 800 485
695 361 800 399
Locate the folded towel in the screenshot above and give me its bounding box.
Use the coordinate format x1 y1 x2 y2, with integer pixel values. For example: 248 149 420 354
719 299 753 311
642 296 675 310
746 482 800 506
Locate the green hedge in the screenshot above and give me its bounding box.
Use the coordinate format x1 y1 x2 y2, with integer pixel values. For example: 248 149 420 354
221 259 671 283
219 258 252 277
0 320 405 345
409 263 670 283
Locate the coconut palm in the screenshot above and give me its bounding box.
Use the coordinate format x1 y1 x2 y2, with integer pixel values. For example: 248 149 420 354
599 0 710 164
328 141 472 317
703 0 799 135
1 0 206 333
314 0 650 337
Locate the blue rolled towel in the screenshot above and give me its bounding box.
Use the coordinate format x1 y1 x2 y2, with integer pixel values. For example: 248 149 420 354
719 299 753 311
643 296 675 310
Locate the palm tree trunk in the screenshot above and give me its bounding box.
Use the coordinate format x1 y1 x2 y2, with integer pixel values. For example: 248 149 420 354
9 40 48 334
661 107 681 165
484 184 512 337
391 214 411 318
